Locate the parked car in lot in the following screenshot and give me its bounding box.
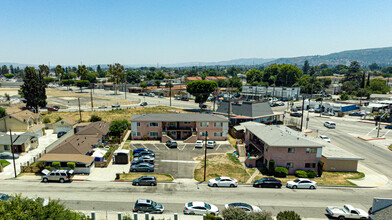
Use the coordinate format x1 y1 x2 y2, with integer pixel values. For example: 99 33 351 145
195 140 204 148
290 112 302 117
133 148 149 155
349 111 365 116
308 108 315 112
0 152 19 159
286 178 317 189
208 177 238 187
326 204 368 220
184 201 219 216
47 107 59 111
140 102 148 106
158 95 164 98
149 93 155 97
57 131 67 138
181 98 190 101
253 177 282 188
132 176 157 186
133 199 164 214
130 163 154 172
315 109 321 113
98 105 107 109
53 106 60 109
112 103 120 108
324 121 336 129
206 141 216 149
166 140 178 148
133 150 155 157
132 155 155 164
138 93 144 96
224 203 262 213
385 124 392 129
320 135 331 143
41 169 74 183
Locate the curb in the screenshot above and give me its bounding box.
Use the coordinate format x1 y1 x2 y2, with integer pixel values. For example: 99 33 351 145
71 179 89 181
358 120 389 125
357 136 386 141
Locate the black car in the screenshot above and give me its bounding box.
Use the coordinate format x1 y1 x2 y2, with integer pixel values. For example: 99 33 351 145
130 163 154 172
166 140 177 148
253 177 282 188
57 131 67 138
133 150 155 158
133 199 164 214
140 102 148 106
132 176 157 186
349 111 365 116
138 93 144 96
133 148 149 155
290 112 302 117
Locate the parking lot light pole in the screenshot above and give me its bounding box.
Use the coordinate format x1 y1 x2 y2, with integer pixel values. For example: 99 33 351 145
9 129 17 178
203 132 208 182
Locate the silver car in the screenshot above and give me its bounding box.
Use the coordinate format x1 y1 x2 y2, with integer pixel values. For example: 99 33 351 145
41 169 74 183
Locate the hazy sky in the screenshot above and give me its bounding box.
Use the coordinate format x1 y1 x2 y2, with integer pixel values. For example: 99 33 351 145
1 0 392 66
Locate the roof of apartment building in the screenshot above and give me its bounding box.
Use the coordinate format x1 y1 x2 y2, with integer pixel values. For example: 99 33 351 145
0 132 37 145
4 110 41 122
216 101 278 118
242 121 323 148
131 113 228 122
49 134 100 155
310 138 363 161
76 121 110 136
370 198 392 220
38 153 94 164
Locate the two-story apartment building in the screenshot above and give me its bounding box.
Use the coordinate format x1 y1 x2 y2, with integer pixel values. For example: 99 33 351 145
242 122 323 174
130 113 228 143
0 110 43 136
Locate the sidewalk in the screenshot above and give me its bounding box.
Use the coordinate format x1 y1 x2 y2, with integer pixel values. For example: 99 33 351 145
347 163 389 187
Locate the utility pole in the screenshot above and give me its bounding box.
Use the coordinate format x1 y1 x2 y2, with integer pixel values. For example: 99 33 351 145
9 130 17 178
300 96 305 132
90 84 94 111
203 131 208 182
124 79 127 100
319 91 324 117
228 88 232 124
78 98 82 122
377 112 387 138
169 80 172 107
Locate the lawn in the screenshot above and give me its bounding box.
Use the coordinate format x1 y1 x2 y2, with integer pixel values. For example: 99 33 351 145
41 106 188 123
118 173 174 182
252 171 365 186
389 145 392 151
194 153 251 183
0 160 10 169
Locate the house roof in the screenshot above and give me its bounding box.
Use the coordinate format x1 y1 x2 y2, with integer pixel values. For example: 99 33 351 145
186 76 202 81
38 153 94 164
241 122 323 148
5 106 24 115
75 122 91 127
370 198 392 219
54 117 78 126
216 101 275 118
10 110 41 122
131 113 228 122
0 132 37 145
77 121 110 136
28 124 45 132
49 134 100 155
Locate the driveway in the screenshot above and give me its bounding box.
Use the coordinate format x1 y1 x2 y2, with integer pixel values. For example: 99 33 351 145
129 141 233 178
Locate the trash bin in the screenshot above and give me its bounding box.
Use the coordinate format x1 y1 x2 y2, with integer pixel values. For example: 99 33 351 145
115 173 120 180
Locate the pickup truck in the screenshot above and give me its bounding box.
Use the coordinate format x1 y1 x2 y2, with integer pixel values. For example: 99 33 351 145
326 204 369 220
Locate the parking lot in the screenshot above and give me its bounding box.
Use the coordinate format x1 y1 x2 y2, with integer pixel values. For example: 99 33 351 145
129 142 233 178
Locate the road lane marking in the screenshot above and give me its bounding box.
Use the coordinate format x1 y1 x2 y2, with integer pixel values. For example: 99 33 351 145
160 160 199 164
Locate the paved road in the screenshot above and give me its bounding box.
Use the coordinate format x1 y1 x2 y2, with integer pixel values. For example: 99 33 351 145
1 180 389 218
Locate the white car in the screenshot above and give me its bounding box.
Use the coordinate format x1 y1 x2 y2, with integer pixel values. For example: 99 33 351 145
326 204 369 219
320 135 331 143
195 140 203 148
308 108 315 112
224 203 262 213
206 141 216 149
324 121 336 129
184 201 219 216
208 177 238 187
286 178 317 189
98 105 107 109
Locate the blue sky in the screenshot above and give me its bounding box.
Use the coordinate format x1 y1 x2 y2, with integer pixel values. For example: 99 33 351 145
1 0 392 66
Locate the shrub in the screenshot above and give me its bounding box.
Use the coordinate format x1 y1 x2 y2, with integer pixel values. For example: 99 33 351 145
317 161 324 177
260 166 269 175
307 170 316 178
55 117 62 122
295 170 308 178
67 162 76 170
268 160 275 176
42 117 51 124
52 162 61 169
89 115 102 122
316 97 323 101
222 208 272 220
44 166 52 171
206 213 223 220
249 212 273 220
276 210 301 220
275 167 288 178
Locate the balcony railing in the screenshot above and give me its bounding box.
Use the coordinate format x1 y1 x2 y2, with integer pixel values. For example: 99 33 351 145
163 126 195 131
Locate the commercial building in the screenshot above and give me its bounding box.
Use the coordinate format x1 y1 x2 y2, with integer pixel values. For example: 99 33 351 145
241 86 300 100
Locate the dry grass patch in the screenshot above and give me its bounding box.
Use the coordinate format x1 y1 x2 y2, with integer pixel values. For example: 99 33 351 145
42 106 187 122
194 153 250 183
119 173 174 182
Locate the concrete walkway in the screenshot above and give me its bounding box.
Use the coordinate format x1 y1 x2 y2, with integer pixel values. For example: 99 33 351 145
246 169 260 184
119 130 131 149
348 163 389 187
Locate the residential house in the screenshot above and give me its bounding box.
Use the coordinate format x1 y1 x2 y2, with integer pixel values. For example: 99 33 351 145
53 117 78 134
74 122 91 133
185 76 202 83
38 153 95 174
0 110 44 136
369 198 392 220
130 113 228 143
242 122 323 174
0 132 38 153
76 121 110 140
214 100 283 125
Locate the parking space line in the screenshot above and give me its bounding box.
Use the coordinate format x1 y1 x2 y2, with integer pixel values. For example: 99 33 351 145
215 144 221 151
152 144 160 150
179 144 187 151
193 145 196 150
164 144 170 150
129 144 137 150
141 144 148 149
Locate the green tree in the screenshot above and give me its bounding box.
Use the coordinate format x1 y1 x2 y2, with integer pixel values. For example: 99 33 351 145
75 80 90 93
4 73 14 79
62 79 75 90
154 80 161 88
108 63 125 95
89 115 102 122
38 64 50 77
109 119 130 136
348 61 361 74
216 79 229 87
246 69 263 83
126 71 141 84
276 211 301 220
263 64 280 85
76 65 88 80
42 117 51 124
276 64 302 87
52 161 61 169
226 66 239 77
302 60 310 75
140 82 148 93
165 82 174 88
19 67 47 112
369 79 390 94
54 65 65 81
97 65 105 78
1 65 9 75
229 76 242 89
0 107 6 118
340 92 349 101
366 73 371 87
186 80 218 106
43 77 55 84
369 63 380 71
86 72 97 83
155 71 165 80
67 162 76 170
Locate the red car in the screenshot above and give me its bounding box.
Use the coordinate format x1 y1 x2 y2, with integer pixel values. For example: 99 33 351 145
47 107 59 111
181 98 189 101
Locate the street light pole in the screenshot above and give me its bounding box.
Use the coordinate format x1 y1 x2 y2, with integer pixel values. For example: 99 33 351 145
9 129 17 178
169 80 172 107
203 131 208 182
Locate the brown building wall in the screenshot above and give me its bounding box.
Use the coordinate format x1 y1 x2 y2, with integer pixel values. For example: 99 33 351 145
321 156 359 172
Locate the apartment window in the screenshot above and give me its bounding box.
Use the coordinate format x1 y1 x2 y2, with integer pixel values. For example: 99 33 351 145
149 122 159 127
135 132 141 137
288 148 295 153
200 132 208 137
286 162 294 168
136 122 141 127
184 122 191 125
4 145 10 151
307 148 317 153
149 132 159 137
305 163 316 168
200 122 209 127
168 122 176 126
214 132 223 137
214 122 223 127
265 146 269 152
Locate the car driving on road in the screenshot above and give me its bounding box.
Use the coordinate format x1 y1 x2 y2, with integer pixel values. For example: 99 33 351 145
184 201 219 216
253 177 282 188
286 178 317 189
326 204 368 220
132 176 157 186
290 112 302 117
224 203 262 213
140 102 148 106
112 103 120 108
208 177 238 187
324 121 336 129
133 199 164 214
320 135 331 143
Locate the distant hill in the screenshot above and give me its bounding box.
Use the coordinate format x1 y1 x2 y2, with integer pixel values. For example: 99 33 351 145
164 58 276 67
264 47 392 66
